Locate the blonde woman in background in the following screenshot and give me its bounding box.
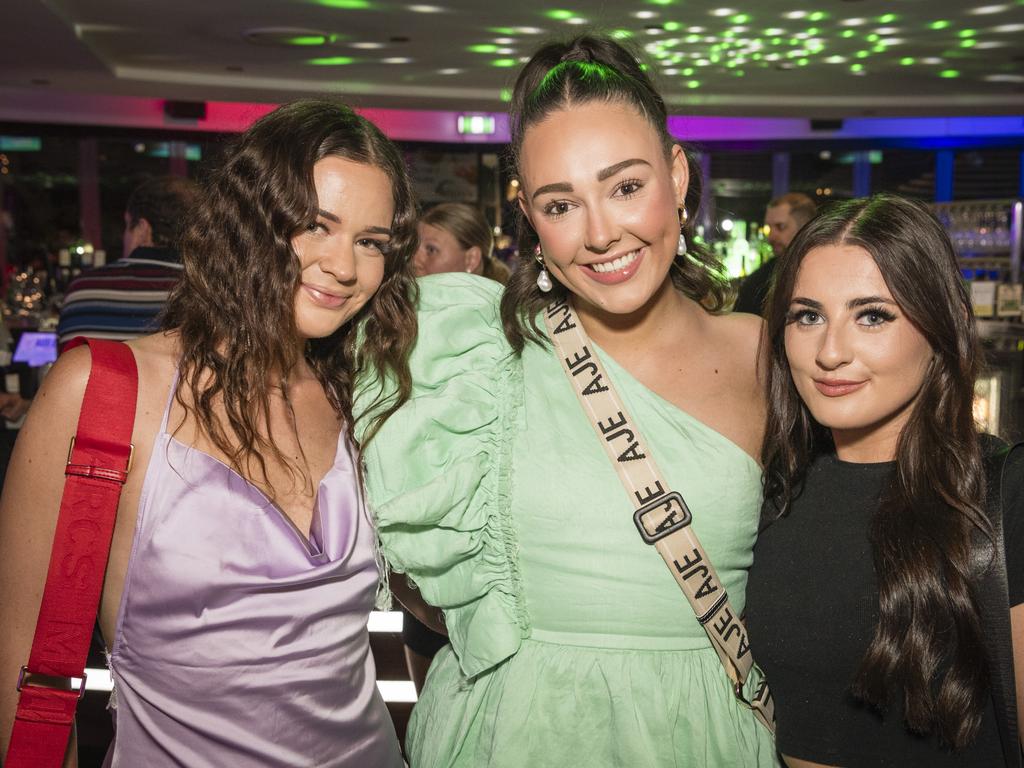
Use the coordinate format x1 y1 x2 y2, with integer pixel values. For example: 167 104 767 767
413 202 510 283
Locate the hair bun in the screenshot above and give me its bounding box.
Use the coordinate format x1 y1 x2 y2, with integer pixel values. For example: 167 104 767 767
559 43 595 64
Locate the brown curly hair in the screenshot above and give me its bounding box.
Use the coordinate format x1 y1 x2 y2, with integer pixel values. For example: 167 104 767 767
162 99 418 488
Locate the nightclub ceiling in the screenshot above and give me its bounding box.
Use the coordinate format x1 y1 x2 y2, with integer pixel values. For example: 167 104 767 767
2 0 1023 117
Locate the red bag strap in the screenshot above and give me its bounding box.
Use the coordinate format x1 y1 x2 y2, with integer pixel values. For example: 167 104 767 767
5 339 138 768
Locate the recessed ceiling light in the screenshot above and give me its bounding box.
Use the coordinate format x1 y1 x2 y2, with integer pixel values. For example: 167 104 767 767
567 17 587 25
967 4 1011 14
784 10 808 20
407 3 445 10
921 57 944 64
985 73 1024 82
634 10 657 19
972 40 1007 48
350 41 385 49
496 47 515 54
244 27 336 47
992 23 1024 32
875 27 899 35
663 67 679 74
438 67 462 75
825 55 847 63
840 17 867 26
711 8 736 17
382 57 413 64
494 37 514 44
515 27 545 34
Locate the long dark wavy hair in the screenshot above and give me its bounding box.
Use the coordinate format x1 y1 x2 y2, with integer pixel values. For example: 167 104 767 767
162 99 418 488
501 33 728 354
762 194 989 749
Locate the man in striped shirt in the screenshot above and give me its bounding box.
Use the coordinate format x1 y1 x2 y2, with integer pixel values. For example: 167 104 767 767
57 175 199 349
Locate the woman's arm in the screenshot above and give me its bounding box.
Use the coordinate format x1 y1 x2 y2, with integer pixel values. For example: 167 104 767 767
1012 605 1024 740
0 347 93 766
390 572 447 637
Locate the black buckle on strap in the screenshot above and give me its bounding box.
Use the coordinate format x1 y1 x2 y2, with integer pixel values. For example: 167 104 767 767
633 491 692 544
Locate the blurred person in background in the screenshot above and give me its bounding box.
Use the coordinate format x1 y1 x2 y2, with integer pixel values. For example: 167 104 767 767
413 202 510 283
734 192 816 315
57 175 199 349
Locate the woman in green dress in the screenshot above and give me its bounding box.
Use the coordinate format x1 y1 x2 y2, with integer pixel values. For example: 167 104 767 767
357 35 778 766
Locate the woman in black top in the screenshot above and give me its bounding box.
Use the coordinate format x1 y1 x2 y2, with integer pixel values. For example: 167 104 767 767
745 194 1024 767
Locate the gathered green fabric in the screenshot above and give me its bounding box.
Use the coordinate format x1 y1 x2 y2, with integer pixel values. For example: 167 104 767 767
356 273 779 767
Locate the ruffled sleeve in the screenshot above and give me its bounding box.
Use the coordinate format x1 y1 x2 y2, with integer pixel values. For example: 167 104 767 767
354 272 526 678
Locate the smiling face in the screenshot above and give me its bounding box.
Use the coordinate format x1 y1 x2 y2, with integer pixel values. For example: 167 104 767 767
517 101 688 317
413 221 478 276
291 156 393 340
784 243 935 462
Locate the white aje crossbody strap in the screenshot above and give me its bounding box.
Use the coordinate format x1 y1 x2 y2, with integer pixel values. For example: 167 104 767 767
543 296 775 733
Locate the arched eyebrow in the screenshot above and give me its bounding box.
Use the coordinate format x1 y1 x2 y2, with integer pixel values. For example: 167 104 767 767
790 296 897 310
317 208 391 236
530 158 651 200
597 158 650 181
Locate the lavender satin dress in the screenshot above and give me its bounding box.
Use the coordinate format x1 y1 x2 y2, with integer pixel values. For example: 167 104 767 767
103 381 403 767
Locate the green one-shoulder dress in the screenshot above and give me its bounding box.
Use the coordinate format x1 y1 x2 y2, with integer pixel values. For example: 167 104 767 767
357 273 778 767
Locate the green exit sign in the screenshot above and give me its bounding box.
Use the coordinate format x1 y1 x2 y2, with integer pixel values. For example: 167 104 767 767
0 136 41 152
457 115 495 135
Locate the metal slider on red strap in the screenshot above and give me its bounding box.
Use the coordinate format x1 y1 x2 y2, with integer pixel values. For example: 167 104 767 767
64 436 134 484
16 666 88 701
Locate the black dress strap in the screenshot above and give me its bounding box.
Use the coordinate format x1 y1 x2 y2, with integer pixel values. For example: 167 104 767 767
979 439 1023 768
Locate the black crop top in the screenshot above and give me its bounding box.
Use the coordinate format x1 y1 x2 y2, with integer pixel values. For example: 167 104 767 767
745 449 1024 767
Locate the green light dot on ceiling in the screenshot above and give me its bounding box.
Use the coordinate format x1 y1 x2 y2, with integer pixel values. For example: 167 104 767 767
491 58 517 67
286 35 334 45
751 52 762 60
686 34 700 43
489 26 517 35
878 13 898 23
850 63 864 72
611 29 632 39
682 67 694 75
687 80 700 88
929 20 951 30
855 50 869 58
500 88 512 102
841 29 855 38
544 9 573 20
734 69 745 76
798 58 809 66
771 37 782 45
722 30 735 38
468 43 499 53
940 69 960 78
709 54 721 62
664 21 681 31
959 29 977 37
900 56 915 65
960 38 977 47
730 13 750 24
313 0 370 7
808 11 828 22
806 27 820 35
308 55 354 65
866 33 879 42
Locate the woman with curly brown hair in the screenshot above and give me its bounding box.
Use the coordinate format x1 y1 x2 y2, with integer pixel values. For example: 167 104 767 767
745 194 1024 767
357 34 777 768
0 99 416 766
